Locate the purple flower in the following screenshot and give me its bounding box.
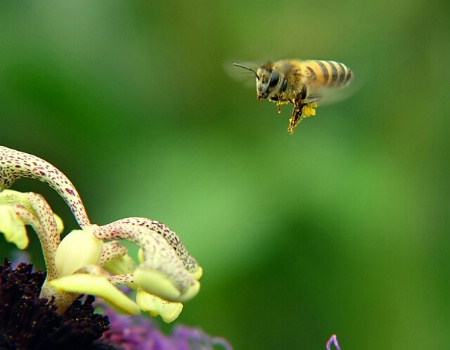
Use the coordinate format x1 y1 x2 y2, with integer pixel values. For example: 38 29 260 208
326 335 341 350
102 305 232 350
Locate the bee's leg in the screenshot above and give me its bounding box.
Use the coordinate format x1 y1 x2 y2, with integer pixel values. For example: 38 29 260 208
276 100 282 113
269 96 283 113
287 100 306 134
271 96 290 114
286 89 308 134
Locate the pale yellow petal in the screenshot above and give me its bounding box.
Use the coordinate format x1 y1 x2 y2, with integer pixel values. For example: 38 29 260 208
103 253 137 275
55 229 103 276
134 266 200 302
54 214 64 234
178 281 201 302
0 205 28 249
50 274 140 315
191 266 203 280
134 267 181 301
136 288 183 323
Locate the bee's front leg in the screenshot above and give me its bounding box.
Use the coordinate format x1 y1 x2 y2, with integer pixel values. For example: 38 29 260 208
276 100 283 113
269 95 284 114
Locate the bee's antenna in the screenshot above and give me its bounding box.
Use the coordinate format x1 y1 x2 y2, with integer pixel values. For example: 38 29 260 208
233 63 258 78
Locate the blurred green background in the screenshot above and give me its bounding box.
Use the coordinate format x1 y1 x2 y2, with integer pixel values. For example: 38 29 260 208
1 0 450 349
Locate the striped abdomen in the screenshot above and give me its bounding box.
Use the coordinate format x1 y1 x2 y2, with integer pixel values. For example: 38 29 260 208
304 60 352 88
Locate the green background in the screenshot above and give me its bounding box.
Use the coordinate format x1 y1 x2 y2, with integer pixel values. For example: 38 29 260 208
1 0 449 349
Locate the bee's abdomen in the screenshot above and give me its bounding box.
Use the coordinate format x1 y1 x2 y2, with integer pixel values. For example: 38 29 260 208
305 60 352 88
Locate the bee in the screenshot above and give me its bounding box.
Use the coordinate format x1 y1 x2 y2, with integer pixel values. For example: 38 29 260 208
233 59 353 134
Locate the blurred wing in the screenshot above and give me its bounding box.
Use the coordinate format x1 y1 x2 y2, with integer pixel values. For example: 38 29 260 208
308 82 360 106
304 93 322 103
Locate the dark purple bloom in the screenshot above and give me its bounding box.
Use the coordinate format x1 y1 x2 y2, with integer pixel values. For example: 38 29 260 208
0 259 114 350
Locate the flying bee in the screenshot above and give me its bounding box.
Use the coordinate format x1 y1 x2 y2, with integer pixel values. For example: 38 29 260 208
233 59 353 134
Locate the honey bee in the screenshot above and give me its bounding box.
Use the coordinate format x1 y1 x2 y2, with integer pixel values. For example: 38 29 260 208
233 59 353 134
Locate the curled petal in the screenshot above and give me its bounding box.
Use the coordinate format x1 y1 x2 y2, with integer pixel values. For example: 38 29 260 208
134 266 200 302
99 241 134 271
118 218 200 274
0 205 28 249
136 288 183 323
0 190 63 279
55 229 103 276
49 274 140 315
137 248 202 280
191 266 203 280
95 222 201 301
0 146 91 227
103 254 137 276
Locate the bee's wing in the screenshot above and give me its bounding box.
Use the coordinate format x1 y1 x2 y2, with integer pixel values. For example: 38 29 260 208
304 93 322 103
307 84 358 106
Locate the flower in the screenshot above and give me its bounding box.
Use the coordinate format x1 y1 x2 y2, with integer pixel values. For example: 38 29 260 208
0 145 233 349
0 260 234 350
0 259 114 350
100 303 233 350
326 334 341 350
0 146 202 321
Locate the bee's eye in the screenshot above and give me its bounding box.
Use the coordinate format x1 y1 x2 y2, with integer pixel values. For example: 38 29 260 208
280 78 288 93
269 70 279 88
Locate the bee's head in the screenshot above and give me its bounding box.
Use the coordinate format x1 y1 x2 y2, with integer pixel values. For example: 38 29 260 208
233 63 280 100
255 65 279 100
